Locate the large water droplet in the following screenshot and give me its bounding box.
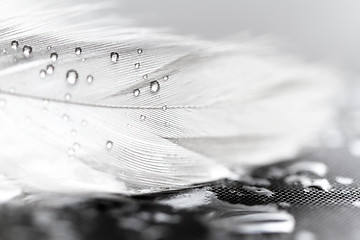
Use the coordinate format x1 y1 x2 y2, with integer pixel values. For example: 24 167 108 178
75 47 82 55
110 52 119 63
50 52 58 62
46 65 54 75
86 75 94 84
134 63 140 69
133 89 140 97
150 81 160 93
106 141 113 150
23 45 32 56
66 70 78 85
137 49 143 54
39 70 46 78
11 41 19 50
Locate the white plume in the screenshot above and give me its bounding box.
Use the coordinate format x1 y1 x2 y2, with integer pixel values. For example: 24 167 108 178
0 0 342 195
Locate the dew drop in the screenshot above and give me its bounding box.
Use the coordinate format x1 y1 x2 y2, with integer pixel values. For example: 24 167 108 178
133 89 140 97
66 70 78 85
50 52 58 62
106 141 113 150
163 76 169 81
150 81 160 93
11 41 19 50
2 49 7 54
64 93 72 101
143 74 148 80
86 75 94 84
75 47 82 55
23 45 32 56
110 52 119 63
140 115 146 121
162 105 167 111
39 70 46 78
134 63 140 69
47 46 52 50
46 65 54 75
137 49 143 54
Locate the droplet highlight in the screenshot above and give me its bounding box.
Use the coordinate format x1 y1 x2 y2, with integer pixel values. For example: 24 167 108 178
50 52 58 62
75 47 82 55
11 41 19 50
23 45 32 56
86 75 94 84
133 89 140 97
39 70 46 78
46 65 54 75
110 52 119 63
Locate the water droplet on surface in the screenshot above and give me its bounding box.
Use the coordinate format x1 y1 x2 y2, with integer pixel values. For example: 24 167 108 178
163 76 169 81
134 63 140 69
46 65 54 75
110 52 119 63
50 52 58 62
66 70 78 85
11 41 19 50
23 45 32 56
137 49 143 54
335 176 353 185
62 114 69 121
47 46 52 50
75 47 82 55
39 70 46 78
64 93 72 101
86 75 94 84
162 105 167 111
2 49 7 54
143 74 148 80
140 115 146 121
150 81 160 93
0 99 6 108
106 141 113 150
133 89 140 97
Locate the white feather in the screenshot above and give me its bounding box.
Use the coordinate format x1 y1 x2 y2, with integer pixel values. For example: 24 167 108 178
0 0 342 195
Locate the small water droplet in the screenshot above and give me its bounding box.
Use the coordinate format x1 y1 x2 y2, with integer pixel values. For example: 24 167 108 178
23 45 32 56
110 52 119 63
137 49 143 54
106 141 113 150
50 52 58 62
47 46 52 50
64 93 72 101
46 65 54 75
140 115 146 121
39 70 46 78
0 99 6 108
134 63 140 69
162 105 167 111
86 75 94 84
163 76 169 81
73 142 81 150
81 58 86 62
133 89 140 97
11 41 19 50
75 47 82 55
143 74 148 80
2 49 7 54
81 120 88 126
62 114 69 121
66 70 78 85
150 81 160 93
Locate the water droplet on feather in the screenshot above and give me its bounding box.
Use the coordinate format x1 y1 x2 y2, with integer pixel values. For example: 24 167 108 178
86 75 94 84
50 52 58 62
75 47 82 55
46 65 54 75
110 52 119 63
39 70 46 78
150 81 160 93
133 89 140 97
23 45 32 56
66 70 78 85
11 41 19 49
106 141 113 150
